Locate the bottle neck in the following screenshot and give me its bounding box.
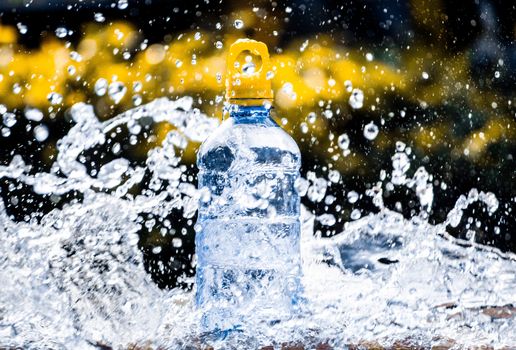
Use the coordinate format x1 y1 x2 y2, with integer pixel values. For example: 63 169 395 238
226 102 272 120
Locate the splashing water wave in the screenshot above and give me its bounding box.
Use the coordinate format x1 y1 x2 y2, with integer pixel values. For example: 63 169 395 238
0 98 514 349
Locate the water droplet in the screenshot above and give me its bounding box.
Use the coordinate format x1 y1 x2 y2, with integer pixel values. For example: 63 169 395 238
47 92 63 105
234 19 244 29
300 122 308 134
33 124 49 142
337 133 350 150
328 170 340 183
294 177 309 197
266 71 275 80
172 237 183 248
132 81 142 92
12 83 21 94
285 6 292 13
24 107 44 122
395 141 406 152
94 12 105 22
308 112 316 123
365 52 374 61
349 88 364 109
194 32 201 40
317 213 336 226
70 51 82 62
55 27 68 38
307 178 328 203
94 78 108 96
117 0 128 10
363 121 379 140
299 39 309 52
350 208 362 220
175 59 183 68
494 71 500 78
17 23 28 34
215 22 222 30
344 80 353 92
242 62 256 74
108 82 127 104
347 191 359 204
2 113 17 127
422 71 429 80
215 41 223 49
132 94 142 106
67 65 76 76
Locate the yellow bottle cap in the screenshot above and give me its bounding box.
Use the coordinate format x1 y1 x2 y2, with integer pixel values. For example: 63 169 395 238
225 39 274 102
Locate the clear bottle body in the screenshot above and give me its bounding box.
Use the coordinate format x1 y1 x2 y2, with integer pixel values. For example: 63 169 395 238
195 104 302 332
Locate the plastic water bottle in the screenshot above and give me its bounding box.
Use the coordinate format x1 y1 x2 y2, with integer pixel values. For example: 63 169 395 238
195 39 302 333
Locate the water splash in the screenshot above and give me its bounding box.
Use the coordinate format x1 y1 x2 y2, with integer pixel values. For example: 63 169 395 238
0 98 514 349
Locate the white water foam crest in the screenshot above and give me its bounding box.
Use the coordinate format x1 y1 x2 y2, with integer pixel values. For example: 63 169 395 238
0 98 514 349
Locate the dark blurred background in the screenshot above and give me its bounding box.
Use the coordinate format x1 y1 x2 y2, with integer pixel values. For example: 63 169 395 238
0 0 515 289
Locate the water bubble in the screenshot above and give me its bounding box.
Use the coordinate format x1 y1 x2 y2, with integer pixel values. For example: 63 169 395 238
33 124 49 142
234 19 244 29
307 112 316 123
422 71 429 80
323 110 333 119
175 59 183 68
1 127 11 137
215 22 222 30
349 88 364 109
67 65 76 75
300 122 309 134
94 78 108 96
266 71 275 80
0 104 6 115
215 41 223 49
47 92 63 105
24 107 44 122
55 27 68 38
117 0 128 10
285 6 292 13
2 113 17 127
350 208 362 220
337 133 350 150
494 71 500 78
17 23 28 34
94 12 105 22
108 82 127 104
347 190 359 204
363 121 379 140
194 32 201 40
365 52 374 61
